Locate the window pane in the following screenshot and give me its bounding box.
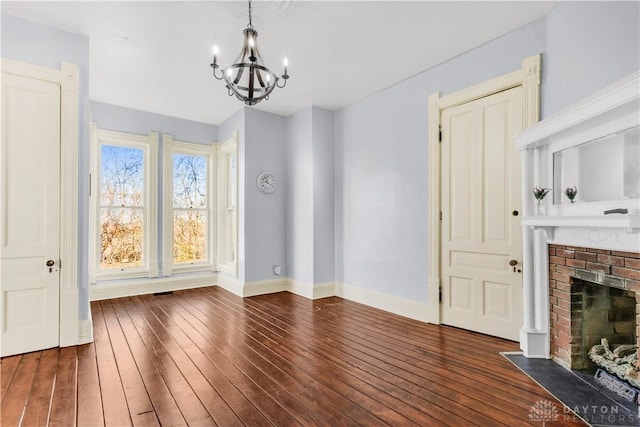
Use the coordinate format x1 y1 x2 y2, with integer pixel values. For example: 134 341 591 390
101 145 144 206
174 210 207 263
100 207 143 269
173 154 207 208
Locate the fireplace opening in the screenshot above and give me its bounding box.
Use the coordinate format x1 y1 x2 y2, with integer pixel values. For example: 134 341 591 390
548 245 640 403
571 278 636 370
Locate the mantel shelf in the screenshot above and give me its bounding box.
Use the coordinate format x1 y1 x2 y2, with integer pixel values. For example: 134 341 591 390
522 214 640 233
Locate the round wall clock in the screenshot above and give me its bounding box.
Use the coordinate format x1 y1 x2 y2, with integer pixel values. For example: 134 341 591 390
257 171 277 194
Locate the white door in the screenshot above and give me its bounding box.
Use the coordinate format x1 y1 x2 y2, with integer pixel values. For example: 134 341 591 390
1 72 61 356
440 87 523 341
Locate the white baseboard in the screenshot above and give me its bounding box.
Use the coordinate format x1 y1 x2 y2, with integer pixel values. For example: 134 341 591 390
216 274 244 296
244 278 288 297
60 317 93 347
311 282 336 299
335 283 430 323
90 272 217 301
287 278 314 299
286 279 336 299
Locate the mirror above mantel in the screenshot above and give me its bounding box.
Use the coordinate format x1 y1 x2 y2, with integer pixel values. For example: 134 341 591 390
516 71 640 224
553 125 640 205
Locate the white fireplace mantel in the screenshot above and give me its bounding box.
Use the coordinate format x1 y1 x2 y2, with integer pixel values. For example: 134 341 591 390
515 71 640 358
522 214 640 250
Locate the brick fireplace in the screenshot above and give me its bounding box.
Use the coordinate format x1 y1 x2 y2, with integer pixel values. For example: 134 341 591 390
515 71 640 360
548 245 640 369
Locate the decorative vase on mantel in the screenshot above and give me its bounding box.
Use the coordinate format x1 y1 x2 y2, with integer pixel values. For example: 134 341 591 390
564 185 578 204
532 186 551 216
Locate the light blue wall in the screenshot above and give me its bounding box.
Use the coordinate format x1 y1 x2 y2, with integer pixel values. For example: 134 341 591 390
542 1 640 117
1 13 91 319
311 107 335 284
286 108 314 284
335 18 546 302
285 107 335 287
243 108 287 282
334 1 639 304
91 102 218 144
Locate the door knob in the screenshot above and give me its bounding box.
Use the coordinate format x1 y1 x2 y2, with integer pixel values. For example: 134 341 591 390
509 259 518 266
46 260 55 267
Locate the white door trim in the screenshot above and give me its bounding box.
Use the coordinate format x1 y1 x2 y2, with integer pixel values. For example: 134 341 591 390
0 58 86 347
427 54 541 325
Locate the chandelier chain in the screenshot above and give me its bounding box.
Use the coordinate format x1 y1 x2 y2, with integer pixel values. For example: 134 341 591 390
247 0 253 29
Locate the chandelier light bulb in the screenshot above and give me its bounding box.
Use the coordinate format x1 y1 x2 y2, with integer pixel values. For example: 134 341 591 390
213 45 219 55
248 37 255 48
283 57 289 67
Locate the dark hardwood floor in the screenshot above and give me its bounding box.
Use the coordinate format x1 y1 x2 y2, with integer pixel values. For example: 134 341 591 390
1 287 586 426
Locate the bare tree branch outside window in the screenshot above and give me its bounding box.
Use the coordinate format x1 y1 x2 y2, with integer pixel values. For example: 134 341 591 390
100 145 144 269
173 154 208 263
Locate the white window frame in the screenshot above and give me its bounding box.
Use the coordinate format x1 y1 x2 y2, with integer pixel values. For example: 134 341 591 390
217 132 239 276
89 123 159 282
162 135 217 275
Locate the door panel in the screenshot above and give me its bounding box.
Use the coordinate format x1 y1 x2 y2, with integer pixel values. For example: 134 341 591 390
441 87 523 341
1 72 61 356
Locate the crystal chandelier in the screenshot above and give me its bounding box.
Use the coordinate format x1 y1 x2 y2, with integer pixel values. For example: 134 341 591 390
210 0 289 106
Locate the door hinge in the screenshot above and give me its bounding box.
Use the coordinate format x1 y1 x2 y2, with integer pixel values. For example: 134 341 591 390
59 259 62 270
439 286 442 303
439 211 442 221
438 125 442 142
89 173 92 196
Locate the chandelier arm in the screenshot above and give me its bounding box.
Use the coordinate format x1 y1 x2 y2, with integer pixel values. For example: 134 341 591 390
211 65 224 80
276 78 287 89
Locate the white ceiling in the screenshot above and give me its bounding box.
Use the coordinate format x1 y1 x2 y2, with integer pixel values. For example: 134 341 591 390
2 1 557 125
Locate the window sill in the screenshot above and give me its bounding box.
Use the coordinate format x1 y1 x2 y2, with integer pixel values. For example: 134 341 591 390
90 271 218 301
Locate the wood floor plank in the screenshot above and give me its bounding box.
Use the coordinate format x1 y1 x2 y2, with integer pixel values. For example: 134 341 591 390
99 300 160 427
155 294 356 427
92 301 133 427
48 346 78 427
110 297 201 426
244 294 530 424
185 288 463 426
20 348 59 427
1 354 22 402
129 294 270 426
253 293 545 415
122 296 242 427
138 294 290 426
174 291 435 426
76 343 105 427
1 352 41 426
1 287 587 427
